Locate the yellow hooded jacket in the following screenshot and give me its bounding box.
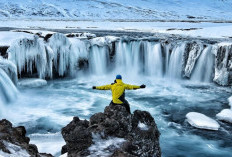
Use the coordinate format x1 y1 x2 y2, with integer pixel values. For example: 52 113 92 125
96 79 140 104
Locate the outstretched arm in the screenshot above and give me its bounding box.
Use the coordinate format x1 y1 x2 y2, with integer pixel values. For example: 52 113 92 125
92 84 111 90
124 84 146 90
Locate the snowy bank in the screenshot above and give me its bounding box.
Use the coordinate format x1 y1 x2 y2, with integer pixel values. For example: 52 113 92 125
186 112 220 131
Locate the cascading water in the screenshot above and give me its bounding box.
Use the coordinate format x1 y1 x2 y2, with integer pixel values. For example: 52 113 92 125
0 68 18 104
167 43 186 79
5 33 229 84
191 45 214 82
89 45 109 75
144 42 163 77
115 40 141 76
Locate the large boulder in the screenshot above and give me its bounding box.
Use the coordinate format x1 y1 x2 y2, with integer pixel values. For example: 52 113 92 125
61 103 161 157
0 119 53 157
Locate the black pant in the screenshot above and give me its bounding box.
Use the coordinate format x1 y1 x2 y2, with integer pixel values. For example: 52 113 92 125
111 100 131 113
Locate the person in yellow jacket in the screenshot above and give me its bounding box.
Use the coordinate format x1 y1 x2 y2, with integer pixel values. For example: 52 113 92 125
92 75 146 113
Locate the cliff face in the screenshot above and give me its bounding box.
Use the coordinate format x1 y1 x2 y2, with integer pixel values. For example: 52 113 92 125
61 103 161 157
0 119 53 157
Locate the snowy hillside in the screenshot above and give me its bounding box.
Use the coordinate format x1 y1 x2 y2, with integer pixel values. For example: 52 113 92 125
0 0 232 21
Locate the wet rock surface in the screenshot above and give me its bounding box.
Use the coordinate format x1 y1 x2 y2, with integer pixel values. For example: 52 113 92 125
61 103 161 157
0 119 53 157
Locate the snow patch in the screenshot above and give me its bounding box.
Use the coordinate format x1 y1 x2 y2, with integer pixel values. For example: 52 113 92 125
18 78 47 88
59 153 67 157
90 36 119 46
12 30 55 37
216 109 232 123
0 31 34 47
138 122 149 131
186 112 220 131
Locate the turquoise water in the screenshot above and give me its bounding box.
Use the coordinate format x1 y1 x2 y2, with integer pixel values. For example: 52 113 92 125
1 76 232 157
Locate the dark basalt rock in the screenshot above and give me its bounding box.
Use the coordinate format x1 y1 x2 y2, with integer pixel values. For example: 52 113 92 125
61 103 161 157
0 46 9 58
0 119 53 157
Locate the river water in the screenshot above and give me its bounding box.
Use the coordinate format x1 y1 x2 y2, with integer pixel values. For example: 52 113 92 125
1 74 232 157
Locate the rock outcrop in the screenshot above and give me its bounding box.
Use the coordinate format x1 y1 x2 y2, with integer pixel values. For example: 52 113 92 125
0 119 53 157
61 103 161 157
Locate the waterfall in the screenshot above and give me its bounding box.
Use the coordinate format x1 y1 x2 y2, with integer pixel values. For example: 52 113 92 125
115 41 141 76
167 43 186 79
89 45 109 75
5 33 232 85
191 46 214 82
144 42 163 77
0 68 18 104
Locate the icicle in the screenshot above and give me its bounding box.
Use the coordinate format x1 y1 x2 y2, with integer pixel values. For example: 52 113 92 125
49 33 77 77
7 35 48 79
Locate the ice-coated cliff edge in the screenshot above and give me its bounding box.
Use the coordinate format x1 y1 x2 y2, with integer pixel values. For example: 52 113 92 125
1 31 232 86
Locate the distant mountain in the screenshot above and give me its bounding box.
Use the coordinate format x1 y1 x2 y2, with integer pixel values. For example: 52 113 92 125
0 0 232 21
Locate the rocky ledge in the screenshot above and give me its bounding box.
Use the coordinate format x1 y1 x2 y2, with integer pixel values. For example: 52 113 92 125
61 103 161 157
0 119 53 157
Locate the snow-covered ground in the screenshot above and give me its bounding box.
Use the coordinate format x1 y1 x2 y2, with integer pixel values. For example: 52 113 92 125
1 20 232 39
0 0 232 21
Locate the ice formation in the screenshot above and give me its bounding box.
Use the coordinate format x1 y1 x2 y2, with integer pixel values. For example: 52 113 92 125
0 68 18 104
184 42 203 78
48 33 78 76
216 109 232 123
2 32 232 86
90 36 119 46
7 35 49 79
18 78 47 88
186 112 220 131
228 96 232 108
0 56 17 84
213 43 232 86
